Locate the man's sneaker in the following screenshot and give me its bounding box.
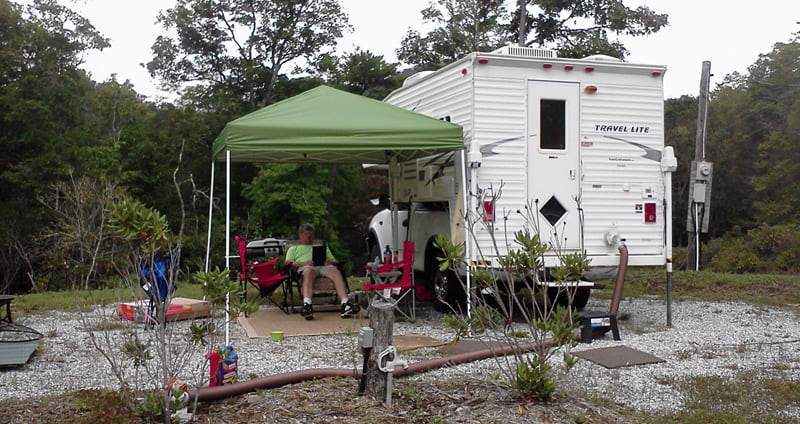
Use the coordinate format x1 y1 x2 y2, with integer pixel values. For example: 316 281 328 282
340 301 359 318
301 303 313 320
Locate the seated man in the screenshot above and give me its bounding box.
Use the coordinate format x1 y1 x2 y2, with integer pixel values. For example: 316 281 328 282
284 223 356 320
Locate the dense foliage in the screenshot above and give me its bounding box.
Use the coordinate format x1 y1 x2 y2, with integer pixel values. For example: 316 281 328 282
1 0 799 295
397 0 669 68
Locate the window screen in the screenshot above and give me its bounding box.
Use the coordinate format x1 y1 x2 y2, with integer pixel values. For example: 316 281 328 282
540 99 566 150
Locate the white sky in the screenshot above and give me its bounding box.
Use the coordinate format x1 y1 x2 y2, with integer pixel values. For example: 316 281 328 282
63 0 800 100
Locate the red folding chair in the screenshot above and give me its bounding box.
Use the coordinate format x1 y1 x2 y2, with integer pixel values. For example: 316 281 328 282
235 235 291 314
364 240 416 320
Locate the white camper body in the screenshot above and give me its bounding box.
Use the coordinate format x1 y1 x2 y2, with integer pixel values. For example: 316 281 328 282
368 47 671 297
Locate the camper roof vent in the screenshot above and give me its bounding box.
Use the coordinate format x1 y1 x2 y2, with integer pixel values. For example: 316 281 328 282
582 54 622 62
491 46 557 58
402 70 435 87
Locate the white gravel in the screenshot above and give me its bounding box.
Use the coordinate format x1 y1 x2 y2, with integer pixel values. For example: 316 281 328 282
2 297 799 419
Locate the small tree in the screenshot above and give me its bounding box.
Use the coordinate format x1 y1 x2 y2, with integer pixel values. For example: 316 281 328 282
436 190 587 401
37 175 124 291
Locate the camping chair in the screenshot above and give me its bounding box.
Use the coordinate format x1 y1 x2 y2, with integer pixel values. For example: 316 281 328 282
578 244 628 343
363 240 416 320
284 240 352 314
140 254 175 328
235 235 291 314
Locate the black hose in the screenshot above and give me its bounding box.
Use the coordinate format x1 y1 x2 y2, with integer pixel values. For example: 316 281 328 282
358 346 371 395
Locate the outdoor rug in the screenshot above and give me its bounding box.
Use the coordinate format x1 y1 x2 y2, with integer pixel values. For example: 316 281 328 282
238 306 367 338
437 339 510 356
393 333 449 352
574 345 665 369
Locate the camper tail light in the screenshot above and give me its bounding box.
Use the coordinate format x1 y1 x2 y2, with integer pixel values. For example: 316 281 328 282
651 70 662 77
644 202 657 223
482 201 495 223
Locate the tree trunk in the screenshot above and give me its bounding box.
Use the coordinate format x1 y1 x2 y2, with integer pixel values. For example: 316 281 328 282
364 301 394 402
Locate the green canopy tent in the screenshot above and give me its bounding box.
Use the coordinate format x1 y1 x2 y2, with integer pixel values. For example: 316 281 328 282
206 86 463 341
212 85 463 163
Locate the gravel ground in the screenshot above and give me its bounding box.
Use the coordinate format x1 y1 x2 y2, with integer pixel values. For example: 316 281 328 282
2 297 800 419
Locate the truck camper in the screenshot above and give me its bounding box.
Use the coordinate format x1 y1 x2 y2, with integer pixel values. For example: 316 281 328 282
366 46 677 311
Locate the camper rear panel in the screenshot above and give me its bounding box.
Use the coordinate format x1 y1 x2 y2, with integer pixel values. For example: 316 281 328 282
385 49 667 268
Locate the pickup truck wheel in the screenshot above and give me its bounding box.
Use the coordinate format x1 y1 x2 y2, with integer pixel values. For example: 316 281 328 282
369 243 381 264
431 268 466 313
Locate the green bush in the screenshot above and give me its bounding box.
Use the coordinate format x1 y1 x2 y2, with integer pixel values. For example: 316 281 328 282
704 224 800 274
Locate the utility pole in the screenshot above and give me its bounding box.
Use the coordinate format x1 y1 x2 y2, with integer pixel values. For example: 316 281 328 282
685 61 714 271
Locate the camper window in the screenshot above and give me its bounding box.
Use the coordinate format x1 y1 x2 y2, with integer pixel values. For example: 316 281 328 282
540 99 566 150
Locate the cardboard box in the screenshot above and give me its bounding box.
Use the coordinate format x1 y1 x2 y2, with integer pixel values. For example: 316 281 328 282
117 297 212 322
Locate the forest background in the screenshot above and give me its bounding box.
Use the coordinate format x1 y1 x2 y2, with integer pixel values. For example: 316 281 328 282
2 0 799 295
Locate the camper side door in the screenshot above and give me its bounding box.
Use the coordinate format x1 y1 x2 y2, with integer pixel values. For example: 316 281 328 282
527 80 582 256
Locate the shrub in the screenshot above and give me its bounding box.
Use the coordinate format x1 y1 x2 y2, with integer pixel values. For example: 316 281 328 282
704 224 800 274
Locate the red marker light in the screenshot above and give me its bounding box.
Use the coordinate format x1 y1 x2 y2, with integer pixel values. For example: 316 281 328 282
478 58 489 64
564 65 574 71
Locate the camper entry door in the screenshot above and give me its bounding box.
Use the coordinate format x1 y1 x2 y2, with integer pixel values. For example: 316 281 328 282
526 80 582 255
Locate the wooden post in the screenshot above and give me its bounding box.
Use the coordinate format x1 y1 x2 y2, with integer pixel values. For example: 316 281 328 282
364 300 394 401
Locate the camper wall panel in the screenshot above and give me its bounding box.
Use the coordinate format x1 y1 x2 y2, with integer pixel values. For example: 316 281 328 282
385 63 475 136
579 82 666 266
468 76 529 260
387 63 474 203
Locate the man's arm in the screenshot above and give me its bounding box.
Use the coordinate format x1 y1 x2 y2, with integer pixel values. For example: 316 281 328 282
285 246 297 266
325 246 337 265
286 245 312 268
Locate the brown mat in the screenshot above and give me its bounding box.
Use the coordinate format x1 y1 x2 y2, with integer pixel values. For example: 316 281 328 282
238 306 367 338
393 333 449 352
574 345 665 369
437 339 508 355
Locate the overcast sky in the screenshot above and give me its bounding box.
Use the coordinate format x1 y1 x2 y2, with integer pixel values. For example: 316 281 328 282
64 0 800 100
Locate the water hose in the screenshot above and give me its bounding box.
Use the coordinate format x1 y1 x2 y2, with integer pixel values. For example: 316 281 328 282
189 339 555 402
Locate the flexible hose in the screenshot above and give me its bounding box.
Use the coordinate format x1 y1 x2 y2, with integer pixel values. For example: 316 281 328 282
188 339 556 402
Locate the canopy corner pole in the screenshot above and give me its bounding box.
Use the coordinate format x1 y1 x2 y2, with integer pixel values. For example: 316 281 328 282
460 149 473 324
389 155 400 253
204 161 216 273
225 150 231 346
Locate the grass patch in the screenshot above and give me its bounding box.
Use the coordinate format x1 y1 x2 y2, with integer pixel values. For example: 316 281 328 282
592 268 800 306
641 371 800 423
12 281 206 318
